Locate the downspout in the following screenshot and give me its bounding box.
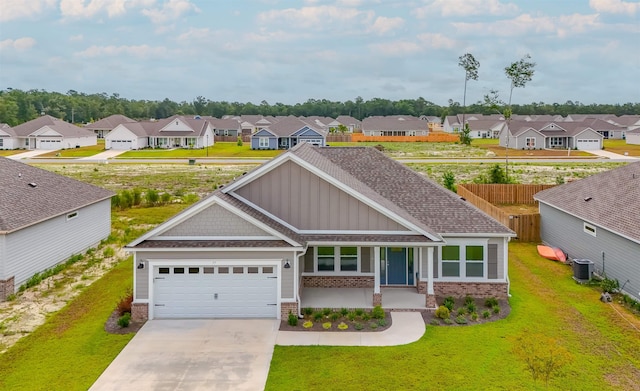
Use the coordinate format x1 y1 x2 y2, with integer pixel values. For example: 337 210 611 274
296 247 308 319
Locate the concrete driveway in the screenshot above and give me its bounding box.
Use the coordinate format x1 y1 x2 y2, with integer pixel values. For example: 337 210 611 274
90 319 279 391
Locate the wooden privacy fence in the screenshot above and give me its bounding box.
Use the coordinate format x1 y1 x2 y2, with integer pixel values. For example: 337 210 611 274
457 184 555 242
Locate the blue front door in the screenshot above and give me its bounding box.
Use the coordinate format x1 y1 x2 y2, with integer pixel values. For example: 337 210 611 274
387 248 407 285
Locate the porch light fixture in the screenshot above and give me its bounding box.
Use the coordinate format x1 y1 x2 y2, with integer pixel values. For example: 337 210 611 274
284 260 291 269
137 262 145 269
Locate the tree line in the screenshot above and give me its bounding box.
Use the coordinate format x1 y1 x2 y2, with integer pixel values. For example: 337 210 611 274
0 88 638 127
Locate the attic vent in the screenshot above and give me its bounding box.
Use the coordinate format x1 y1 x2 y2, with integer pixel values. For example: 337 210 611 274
584 197 592 202
28 182 37 188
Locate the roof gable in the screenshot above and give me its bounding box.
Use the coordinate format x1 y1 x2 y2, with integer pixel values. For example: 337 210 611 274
254 128 276 137
292 126 323 137
159 117 195 132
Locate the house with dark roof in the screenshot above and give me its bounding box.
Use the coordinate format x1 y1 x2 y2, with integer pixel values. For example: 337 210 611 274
0 158 114 301
11 115 97 150
534 162 640 302
0 123 18 150
499 120 604 150
362 116 428 137
251 117 326 150
84 114 137 138
126 143 514 321
105 122 150 150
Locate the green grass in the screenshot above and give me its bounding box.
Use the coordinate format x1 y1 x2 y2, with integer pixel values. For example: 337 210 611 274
266 243 640 390
37 140 107 158
0 258 135 391
0 149 24 156
117 142 283 158
604 139 640 156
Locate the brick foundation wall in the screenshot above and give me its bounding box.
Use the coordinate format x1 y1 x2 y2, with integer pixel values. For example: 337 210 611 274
426 294 437 309
302 276 374 288
417 281 427 294
131 302 149 322
434 281 508 299
281 302 299 320
0 276 15 302
373 293 382 306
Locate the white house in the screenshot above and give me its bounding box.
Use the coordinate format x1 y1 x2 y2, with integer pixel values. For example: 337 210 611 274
11 115 97 150
105 122 150 150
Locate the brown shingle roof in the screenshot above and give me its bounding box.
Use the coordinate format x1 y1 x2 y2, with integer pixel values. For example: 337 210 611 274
84 114 136 130
535 161 640 243
12 115 95 138
0 158 114 233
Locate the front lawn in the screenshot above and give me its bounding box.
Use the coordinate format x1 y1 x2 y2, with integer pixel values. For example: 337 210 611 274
0 259 135 391
117 142 283 158
604 139 640 156
266 243 640 390
37 140 107 157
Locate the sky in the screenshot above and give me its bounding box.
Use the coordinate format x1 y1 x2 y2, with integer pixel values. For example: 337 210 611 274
1 0 639 106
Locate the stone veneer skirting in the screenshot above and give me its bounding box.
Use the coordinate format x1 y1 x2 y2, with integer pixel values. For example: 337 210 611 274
434 281 509 299
0 276 15 302
131 302 149 322
281 302 299 319
302 275 374 288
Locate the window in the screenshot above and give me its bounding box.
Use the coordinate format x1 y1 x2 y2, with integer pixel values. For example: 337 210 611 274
159 267 170 274
174 267 184 274
218 267 229 274
317 247 335 271
203 267 215 274
263 266 274 274
233 267 244 274
248 267 259 274
259 137 269 148
583 223 597 237
525 137 536 148
441 243 486 278
0 138 3 147
66 211 78 220
340 247 358 271
188 267 199 274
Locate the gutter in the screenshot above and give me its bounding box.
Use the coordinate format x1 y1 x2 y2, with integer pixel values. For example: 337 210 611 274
296 247 308 318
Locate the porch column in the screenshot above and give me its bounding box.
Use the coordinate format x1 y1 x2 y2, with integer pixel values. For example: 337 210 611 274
373 246 382 306
426 247 437 309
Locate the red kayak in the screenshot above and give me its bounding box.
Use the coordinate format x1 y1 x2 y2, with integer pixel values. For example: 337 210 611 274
537 245 567 262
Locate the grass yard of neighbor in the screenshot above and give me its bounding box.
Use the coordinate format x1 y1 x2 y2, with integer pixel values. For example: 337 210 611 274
603 139 640 156
117 142 282 158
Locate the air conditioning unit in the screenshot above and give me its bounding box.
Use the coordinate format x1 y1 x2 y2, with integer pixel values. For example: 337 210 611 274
572 259 594 282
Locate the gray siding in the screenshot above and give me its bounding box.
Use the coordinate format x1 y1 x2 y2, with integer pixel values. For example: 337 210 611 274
540 203 640 302
251 136 277 150
136 260 149 299
235 160 407 231
133 249 295 299
361 247 371 273
304 250 314 273
488 244 498 279
515 129 544 149
161 204 270 237
3 200 111 289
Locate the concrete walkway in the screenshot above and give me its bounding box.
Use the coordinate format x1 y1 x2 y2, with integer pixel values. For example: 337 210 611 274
276 311 425 346
589 149 639 160
6 149 53 159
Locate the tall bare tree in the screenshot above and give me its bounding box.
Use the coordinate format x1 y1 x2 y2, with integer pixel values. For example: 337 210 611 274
458 53 480 141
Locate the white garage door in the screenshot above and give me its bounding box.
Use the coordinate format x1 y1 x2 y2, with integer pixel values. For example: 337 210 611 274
38 139 62 150
576 139 600 150
153 265 278 318
110 140 133 150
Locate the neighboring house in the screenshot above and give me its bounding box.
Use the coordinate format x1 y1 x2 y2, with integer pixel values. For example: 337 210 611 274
145 115 215 149
0 124 18 150
209 118 242 138
126 143 514 321
105 122 149 150
580 118 626 140
467 120 506 139
0 157 114 301
11 115 97 150
329 115 361 133
626 128 640 145
84 114 137 138
251 117 326 149
499 121 603 150
361 117 429 137
534 162 640 302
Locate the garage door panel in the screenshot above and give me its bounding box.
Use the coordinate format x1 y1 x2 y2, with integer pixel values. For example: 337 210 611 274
153 265 277 319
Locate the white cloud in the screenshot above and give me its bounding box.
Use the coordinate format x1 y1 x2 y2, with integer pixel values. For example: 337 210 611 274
0 37 37 51
590 0 639 15
142 0 200 24
369 16 404 35
371 40 421 56
413 0 519 18
69 34 84 41
58 0 155 19
1 0 56 22
417 32 456 49
75 44 168 58
257 5 374 30
453 13 601 38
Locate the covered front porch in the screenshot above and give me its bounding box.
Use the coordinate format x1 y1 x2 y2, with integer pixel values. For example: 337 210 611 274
300 287 428 310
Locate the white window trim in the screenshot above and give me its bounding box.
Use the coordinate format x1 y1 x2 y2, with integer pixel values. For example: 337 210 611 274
259 137 269 148
314 246 361 273
438 239 488 281
583 222 597 237
525 137 536 148
66 211 79 221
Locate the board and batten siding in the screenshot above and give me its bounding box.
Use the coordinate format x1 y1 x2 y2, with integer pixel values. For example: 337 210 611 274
161 204 270 237
235 160 407 231
539 202 640 302
3 200 111 289
135 250 295 300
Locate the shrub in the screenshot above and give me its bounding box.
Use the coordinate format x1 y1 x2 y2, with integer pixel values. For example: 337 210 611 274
329 312 340 322
303 307 313 316
601 277 619 293
513 333 573 386
116 290 133 316
287 312 298 326
102 247 115 258
485 297 499 308
493 305 501 314
455 315 468 324
466 302 477 314
340 308 349 316
347 312 357 321
312 311 323 322
377 318 387 327
160 192 172 205
303 321 313 329
470 312 479 321
482 310 491 319
117 312 131 328
435 305 450 320
456 307 467 316
237 137 243 146
464 295 474 306
338 322 348 330
322 308 332 316
429 319 440 326
132 188 142 206
354 323 364 330
443 318 453 325
5 293 17 301
145 189 159 206
372 305 385 319
355 308 364 316
362 312 371 321
322 322 332 330
369 322 378 329
443 296 455 311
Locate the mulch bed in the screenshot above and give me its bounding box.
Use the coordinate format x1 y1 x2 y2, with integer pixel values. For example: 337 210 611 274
104 309 146 335
422 297 511 326
279 311 392 332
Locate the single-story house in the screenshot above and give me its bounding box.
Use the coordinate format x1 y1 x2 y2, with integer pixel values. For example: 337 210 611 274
126 143 514 321
0 124 18 150
105 122 150 150
362 117 428 137
145 116 215 149
251 117 326 150
626 128 640 145
534 162 640 302
0 157 114 301
209 118 242 138
84 114 137 138
328 115 361 133
11 115 97 150
499 121 604 150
